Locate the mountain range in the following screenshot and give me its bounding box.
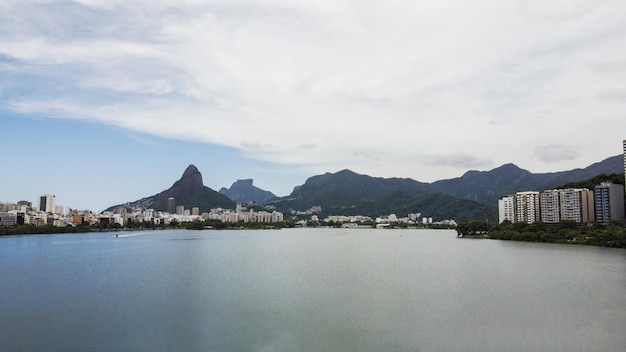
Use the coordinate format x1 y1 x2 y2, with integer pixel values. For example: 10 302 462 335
219 179 276 204
267 155 623 222
267 169 496 222
429 155 624 205
105 155 624 222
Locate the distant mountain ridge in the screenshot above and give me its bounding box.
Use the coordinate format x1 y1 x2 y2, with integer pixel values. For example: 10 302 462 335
219 179 276 204
267 155 623 222
268 169 497 222
429 155 623 205
105 165 234 213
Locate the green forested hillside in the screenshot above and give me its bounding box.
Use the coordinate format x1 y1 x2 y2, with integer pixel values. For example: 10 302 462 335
429 155 623 205
554 173 624 190
269 169 497 222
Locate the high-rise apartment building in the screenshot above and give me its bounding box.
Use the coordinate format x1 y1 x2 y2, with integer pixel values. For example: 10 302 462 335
499 192 541 224
557 188 594 224
39 194 56 214
498 195 515 223
515 191 541 224
167 197 176 214
540 190 560 223
594 182 626 223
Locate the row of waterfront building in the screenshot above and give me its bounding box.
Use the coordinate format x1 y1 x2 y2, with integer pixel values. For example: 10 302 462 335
0 195 285 227
498 182 625 225
314 213 455 226
2 194 451 229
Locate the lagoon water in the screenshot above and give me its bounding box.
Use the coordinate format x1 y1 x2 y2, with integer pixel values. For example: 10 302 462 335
1 228 625 351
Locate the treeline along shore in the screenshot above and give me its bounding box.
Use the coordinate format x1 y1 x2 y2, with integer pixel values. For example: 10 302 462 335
456 219 626 248
0 219 295 235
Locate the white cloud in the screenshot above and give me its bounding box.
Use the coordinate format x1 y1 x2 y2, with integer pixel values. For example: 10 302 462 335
534 144 581 163
425 154 493 169
1 0 625 181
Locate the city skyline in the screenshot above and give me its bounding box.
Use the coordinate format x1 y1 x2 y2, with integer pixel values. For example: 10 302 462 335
2 1 626 211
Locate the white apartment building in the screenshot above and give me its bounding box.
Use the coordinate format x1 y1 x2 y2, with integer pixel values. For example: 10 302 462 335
503 188 600 225
540 190 560 223
498 195 515 223
499 191 542 224
515 191 541 224
541 188 595 224
212 209 283 223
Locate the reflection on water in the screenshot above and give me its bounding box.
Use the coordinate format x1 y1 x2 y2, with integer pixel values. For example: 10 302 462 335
1 229 625 351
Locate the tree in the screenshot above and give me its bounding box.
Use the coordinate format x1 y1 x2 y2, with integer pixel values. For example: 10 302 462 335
456 220 488 236
527 221 548 233
559 220 578 230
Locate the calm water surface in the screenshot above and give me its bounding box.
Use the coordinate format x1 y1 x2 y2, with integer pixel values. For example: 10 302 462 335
1 228 625 351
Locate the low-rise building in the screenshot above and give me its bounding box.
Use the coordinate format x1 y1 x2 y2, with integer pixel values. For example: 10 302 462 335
0 212 17 226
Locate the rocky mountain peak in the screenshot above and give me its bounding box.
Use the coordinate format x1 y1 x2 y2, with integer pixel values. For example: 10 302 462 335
182 164 200 178
219 178 276 204
104 164 234 213
176 164 203 189
237 179 254 185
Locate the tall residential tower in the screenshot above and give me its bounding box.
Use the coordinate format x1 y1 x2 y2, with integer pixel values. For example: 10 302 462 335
595 182 626 223
39 194 56 214
515 191 541 224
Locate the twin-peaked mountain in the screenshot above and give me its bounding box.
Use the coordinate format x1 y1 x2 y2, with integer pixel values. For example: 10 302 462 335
105 165 234 214
219 179 276 204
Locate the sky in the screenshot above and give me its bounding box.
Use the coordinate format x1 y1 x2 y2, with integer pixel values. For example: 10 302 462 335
1 0 625 212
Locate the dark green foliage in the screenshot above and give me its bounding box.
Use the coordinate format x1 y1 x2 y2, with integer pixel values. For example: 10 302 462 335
456 220 489 236
0 224 92 235
555 173 624 190
274 170 429 209
559 220 578 230
487 220 626 248
181 220 207 230
1 218 297 235
527 221 548 233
